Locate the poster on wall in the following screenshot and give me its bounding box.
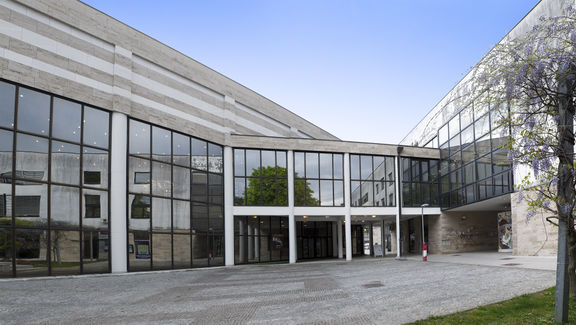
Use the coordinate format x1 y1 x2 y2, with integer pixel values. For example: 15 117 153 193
498 211 512 252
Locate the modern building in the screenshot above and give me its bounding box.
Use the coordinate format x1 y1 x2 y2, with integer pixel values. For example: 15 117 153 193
0 0 566 278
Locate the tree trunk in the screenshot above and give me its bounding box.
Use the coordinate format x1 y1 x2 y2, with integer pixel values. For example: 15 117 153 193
555 70 575 324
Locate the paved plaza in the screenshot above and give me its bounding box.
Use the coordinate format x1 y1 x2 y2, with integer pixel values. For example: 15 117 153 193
0 255 556 324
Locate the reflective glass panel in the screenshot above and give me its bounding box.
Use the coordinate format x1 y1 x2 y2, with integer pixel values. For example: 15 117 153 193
448 115 460 138
52 98 81 142
16 133 48 182
208 143 223 173
245 150 260 177
51 141 80 185
15 228 48 277
173 166 190 200
261 150 275 170
152 162 171 197
14 183 48 227
83 107 109 149
320 180 333 206
333 154 343 179
276 151 286 169
128 157 150 194
83 189 108 229
172 133 190 167
334 180 344 206
234 149 245 177
51 185 80 229
83 147 108 189
306 153 318 178
460 106 473 128
152 197 171 231
360 155 372 180
173 200 190 231
319 153 332 179
191 138 207 171
152 126 171 162
350 155 360 179
0 129 13 178
294 152 305 178
17 88 50 136
129 120 150 157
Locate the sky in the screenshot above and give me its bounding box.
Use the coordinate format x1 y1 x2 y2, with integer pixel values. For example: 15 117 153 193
82 0 541 144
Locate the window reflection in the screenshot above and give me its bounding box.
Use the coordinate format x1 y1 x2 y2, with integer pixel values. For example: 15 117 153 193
351 154 395 207
129 120 150 157
152 126 171 162
0 81 15 129
53 98 81 143
83 107 109 149
234 149 287 206
17 88 50 136
51 141 80 185
16 133 48 182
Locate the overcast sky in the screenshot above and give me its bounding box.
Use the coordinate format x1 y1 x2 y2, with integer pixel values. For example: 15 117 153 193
82 0 540 144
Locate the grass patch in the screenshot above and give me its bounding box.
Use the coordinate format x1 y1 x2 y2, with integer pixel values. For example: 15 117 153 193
409 287 576 325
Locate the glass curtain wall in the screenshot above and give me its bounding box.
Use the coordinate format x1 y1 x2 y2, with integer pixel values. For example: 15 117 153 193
294 152 344 206
438 104 513 209
233 215 289 264
350 155 395 207
128 119 224 271
0 80 111 277
402 158 440 207
233 149 287 206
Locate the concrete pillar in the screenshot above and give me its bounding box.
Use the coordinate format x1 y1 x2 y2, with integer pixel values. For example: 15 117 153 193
224 146 234 266
395 155 402 259
110 112 127 273
344 153 352 261
337 218 343 259
288 150 296 264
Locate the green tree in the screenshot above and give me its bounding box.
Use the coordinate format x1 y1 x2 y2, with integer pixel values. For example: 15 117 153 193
242 167 319 206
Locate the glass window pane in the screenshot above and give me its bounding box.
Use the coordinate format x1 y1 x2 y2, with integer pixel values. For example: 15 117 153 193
82 231 110 274
52 98 81 142
129 195 151 222
191 171 207 202
191 202 208 231
17 88 50 136
245 150 260 177
360 155 373 180
83 147 108 189
334 180 344 206
173 166 190 200
129 157 150 194
152 162 171 197
320 180 333 206
172 133 190 167
173 233 191 269
308 180 319 206
51 185 79 229
51 141 80 185
385 157 395 181
0 228 13 276
305 153 318 179
461 125 474 147
208 143 223 173
476 134 491 157
373 156 385 181
15 183 48 228
0 186 11 226
261 150 275 170
0 81 15 129
449 115 460 138
245 178 261 205
152 197 171 231
129 230 151 271
152 126 171 162
294 152 305 178
191 138 207 171
319 154 332 179
438 124 449 145
350 155 360 180
234 149 245 177
129 120 150 157
0 130 13 179
83 189 108 230
333 154 343 179
276 151 286 169
173 200 190 231
351 181 361 207
460 106 473 128
234 178 245 205
474 115 490 139
361 182 374 206
15 228 48 277
83 107 109 149
16 133 48 182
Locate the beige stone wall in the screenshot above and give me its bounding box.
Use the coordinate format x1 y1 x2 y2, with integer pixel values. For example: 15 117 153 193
511 192 557 256
427 211 498 254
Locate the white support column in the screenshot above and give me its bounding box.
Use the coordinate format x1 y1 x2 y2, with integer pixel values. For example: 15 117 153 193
395 155 402 259
337 218 343 259
110 112 127 273
288 150 296 264
344 153 352 261
224 146 234 266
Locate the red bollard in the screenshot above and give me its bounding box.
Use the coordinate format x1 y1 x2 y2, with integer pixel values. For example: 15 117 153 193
422 242 428 262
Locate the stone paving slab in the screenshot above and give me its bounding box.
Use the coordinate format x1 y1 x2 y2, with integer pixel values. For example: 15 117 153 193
0 259 555 324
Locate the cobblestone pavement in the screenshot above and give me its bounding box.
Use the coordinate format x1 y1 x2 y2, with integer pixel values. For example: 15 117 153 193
0 258 555 324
